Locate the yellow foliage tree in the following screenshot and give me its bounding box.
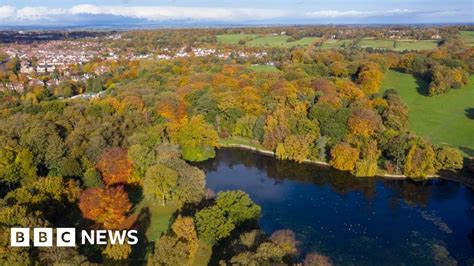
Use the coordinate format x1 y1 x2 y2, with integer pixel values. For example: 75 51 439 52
330 143 360 171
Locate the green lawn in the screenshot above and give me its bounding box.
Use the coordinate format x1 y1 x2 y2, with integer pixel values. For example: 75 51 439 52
393 39 439 51
460 31 474 47
147 203 177 241
133 199 177 241
359 39 396 50
218 136 264 149
248 64 280 72
216 34 259 44
358 39 438 51
319 39 353 49
381 70 474 156
247 35 320 48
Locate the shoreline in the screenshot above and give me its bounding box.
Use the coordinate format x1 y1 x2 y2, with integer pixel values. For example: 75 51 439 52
218 143 474 189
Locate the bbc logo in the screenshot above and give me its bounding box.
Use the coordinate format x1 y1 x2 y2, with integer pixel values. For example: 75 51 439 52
10 228 76 247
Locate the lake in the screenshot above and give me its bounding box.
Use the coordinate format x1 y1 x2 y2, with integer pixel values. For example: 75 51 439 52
197 148 474 265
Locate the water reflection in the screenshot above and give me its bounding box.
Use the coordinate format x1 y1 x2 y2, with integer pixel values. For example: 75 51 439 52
197 148 474 265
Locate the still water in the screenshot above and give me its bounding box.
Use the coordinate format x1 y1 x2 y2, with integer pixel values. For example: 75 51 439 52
197 148 474 265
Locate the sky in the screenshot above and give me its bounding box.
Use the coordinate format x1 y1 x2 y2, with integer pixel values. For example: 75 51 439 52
0 0 472 26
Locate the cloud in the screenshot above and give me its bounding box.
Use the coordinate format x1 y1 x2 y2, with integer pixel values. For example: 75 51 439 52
304 9 417 18
0 4 288 23
0 4 470 25
303 9 470 19
0 5 15 20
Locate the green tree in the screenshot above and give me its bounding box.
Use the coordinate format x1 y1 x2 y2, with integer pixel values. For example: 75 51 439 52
82 168 104 188
0 147 36 186
215 190 261 225
195 206 235 246
170 115 218 162
143 164 178 205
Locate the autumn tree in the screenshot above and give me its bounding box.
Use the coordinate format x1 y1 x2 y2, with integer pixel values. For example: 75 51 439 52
354 140 380 177
330 143 360 171
435 146 463 171
303 252 332 266
150 235 190 265
348 108 383 138
357 62 383 94
0 147 36 186
403 144 437 178
79 186 131 229
269 229 298 256
143 164 178 205
171 216 199 262
276 134 316 163
157 91 188 122
170 115 218 161
96 147 133 186
103 240 132 261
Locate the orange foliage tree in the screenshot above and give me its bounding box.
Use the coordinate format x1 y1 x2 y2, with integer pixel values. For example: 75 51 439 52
96 147 133 186
348 108 383 137
79 186 132 229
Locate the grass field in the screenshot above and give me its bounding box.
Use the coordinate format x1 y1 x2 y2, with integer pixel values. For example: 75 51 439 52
460 31 474 47
219 136 264 149
216 34 320 48
381 70 474 156
132 200 177 241
247 35 320 47
393 39 439 51
248 36 320 48
248 64 280 72
319 39 354 49
358 39 438 51
216 34 259 44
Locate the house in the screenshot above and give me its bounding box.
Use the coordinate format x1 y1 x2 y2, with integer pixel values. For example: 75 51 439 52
6 82 24 93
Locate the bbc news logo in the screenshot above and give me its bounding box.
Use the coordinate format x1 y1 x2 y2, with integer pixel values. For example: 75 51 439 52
10 228 138 247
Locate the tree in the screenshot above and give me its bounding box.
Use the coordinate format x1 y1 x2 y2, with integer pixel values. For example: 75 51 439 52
103 240 132 261
357 62 383 94
150 235 190 266
96 147 133 186
269 229 298 256
143 164 178 205
354 140 380 177
254 242 286 263
215 190 261 225
435 146 463 171
403 144 436 178
79 186 131 229
303 252 332 266
0 147 36 186
170 115 218 162
276 135 316 163
330 143 359 171
309 103 349 144
195 206 235 246
82 168 104 188
172 216 199 262
348 108 383 138
167 159 205 206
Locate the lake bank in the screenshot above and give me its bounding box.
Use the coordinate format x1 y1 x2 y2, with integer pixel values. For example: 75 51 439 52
217 143 474 190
